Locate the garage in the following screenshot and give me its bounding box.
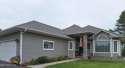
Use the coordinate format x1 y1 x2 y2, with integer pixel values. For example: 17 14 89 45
0 41 16 62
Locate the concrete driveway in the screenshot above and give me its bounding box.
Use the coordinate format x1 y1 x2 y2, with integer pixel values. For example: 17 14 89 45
0 60 30 68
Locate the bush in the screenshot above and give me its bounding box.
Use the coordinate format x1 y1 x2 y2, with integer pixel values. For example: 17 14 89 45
48 57 58 62
122 47 125 57
35 56 48 64
57 56 66 61
28 59 36 65
28 55 69 65
9 56 20 65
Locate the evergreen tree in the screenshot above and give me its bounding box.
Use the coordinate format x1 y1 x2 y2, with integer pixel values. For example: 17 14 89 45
110 10 125 34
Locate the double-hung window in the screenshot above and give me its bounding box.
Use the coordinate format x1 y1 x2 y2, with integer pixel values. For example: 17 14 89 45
68 41 74 50
43 40 54 50
113 40 118 53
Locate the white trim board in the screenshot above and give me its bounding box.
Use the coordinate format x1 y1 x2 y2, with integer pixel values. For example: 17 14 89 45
43 40 54 50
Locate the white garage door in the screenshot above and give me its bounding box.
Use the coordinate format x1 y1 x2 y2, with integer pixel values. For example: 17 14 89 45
0 41 16 62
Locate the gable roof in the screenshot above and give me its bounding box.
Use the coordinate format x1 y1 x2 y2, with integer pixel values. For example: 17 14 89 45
64 24 121 37
0 21 122 39
82 25 101 34
63 25 101 35
0 21 72 39
63 24 83 35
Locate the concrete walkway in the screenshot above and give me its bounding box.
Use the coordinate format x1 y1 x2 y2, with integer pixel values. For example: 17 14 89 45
28 59 80 68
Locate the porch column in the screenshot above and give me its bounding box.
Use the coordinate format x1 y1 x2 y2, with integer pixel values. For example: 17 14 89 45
110 38 113 57
83 34 88 60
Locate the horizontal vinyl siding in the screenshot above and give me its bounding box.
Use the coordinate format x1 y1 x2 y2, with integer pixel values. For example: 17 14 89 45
22 32 68 63
94 53 111 57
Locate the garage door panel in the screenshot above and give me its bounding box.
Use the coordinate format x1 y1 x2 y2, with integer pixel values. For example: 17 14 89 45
0 41 16 62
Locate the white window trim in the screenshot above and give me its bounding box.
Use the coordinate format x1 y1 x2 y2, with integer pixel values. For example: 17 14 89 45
68 41 74 50
94 40 110 53
43 40 54 50
113 40 118 53
97 34 108 40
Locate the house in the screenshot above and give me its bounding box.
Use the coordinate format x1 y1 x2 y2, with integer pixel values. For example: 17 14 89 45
0 21 124 63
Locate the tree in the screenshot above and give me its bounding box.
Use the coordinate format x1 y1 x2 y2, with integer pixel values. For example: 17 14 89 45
117 10 125 24
110 10 125 34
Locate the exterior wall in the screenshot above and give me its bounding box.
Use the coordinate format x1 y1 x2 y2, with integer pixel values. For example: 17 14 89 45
68 51 75 58
0 32 20 56
22 32 69 63
94 53 111 57
93 31 111 57
93 31 121 57
94 31 110 40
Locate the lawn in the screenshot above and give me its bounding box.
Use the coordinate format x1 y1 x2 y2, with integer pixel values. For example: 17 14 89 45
46 60 125 68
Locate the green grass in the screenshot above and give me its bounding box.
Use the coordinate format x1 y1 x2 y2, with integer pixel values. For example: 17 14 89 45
46 60 125 68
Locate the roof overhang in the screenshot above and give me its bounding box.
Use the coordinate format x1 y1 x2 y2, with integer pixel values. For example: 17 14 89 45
0 26 72 40
0 27 24 36
89 30 119 39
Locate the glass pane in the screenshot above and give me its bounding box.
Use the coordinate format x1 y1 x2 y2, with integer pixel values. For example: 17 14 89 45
95 41 110 52
70 42 73 49
44 41 53 49
114 41 117 52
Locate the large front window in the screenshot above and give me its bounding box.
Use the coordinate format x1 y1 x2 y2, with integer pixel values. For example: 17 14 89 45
95 41 110 52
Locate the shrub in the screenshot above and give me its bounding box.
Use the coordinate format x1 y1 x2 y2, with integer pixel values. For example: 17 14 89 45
9 56 20 65
57 56 66 61
28 56 69 65
48 57 58 62
35 56 48 64
122 47 125 57
28 59 36 65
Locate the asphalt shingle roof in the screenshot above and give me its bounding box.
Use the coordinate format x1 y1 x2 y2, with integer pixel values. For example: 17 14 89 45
63 24 83 35
16 21 71 39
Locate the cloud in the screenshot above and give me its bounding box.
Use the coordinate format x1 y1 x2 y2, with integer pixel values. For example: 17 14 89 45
0 0 125 30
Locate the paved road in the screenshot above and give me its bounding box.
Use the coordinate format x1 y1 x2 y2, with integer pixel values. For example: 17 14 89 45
0 60 30 68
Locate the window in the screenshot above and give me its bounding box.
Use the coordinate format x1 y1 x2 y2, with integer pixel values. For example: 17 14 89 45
113 40 118 53
43 40 54 50
68 41 74 50
95 41 110 52
97 34 108 40
75 42 79 50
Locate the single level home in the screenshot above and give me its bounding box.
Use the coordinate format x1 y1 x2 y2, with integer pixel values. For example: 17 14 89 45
0 21 124 63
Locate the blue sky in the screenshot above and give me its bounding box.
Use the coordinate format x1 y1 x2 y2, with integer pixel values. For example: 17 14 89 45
0 0 125 30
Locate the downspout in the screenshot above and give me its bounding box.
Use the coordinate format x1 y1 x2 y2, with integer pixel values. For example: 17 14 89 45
20 29 27 64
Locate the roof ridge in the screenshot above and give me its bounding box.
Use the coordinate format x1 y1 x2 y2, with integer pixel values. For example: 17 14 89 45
18 20 63 31
83 25 102 30
63 24 82 30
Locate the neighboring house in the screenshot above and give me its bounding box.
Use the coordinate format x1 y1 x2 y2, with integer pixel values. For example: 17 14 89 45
0 21 124 63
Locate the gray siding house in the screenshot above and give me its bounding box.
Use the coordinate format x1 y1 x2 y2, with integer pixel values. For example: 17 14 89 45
0 21 124 63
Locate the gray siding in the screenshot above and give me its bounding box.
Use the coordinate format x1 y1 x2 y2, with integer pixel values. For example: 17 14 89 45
22 32 69 63
94 31 110 40
94 53 111 57
0 32 20 56
113 53 119 57
68 51 75 58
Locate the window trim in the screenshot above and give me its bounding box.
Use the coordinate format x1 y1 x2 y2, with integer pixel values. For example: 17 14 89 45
95 40 110 53
68 41 74 50
113 40 118 53
97 34 108 40
43 40 54 50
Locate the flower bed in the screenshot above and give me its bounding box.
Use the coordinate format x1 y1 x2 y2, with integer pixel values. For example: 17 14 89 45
28 56 69 65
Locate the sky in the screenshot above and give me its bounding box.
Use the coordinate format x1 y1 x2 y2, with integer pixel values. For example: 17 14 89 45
0 0 125 30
